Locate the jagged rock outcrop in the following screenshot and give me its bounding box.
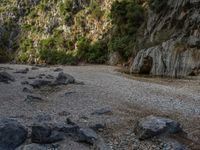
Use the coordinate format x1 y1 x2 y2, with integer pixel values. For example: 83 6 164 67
131 0 200 77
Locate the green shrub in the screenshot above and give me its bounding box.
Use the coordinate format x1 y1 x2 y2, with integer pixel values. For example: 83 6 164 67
39 49 78 65
87 40 108 63
89 1 104 19
59 0 73 23
109 0 145 60
0 49 9 63
76 37 108 63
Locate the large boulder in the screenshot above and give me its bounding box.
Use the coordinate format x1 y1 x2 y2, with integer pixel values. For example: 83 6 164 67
135 116 182 140
0 119 28 150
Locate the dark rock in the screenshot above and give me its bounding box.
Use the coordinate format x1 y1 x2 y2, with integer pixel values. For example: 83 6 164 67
35 114 52 122
31 125 64 144
31 67 39 70
162 139 188 150
0 67 13 70
16 143 59 150
23 87 32 93
90 124 105 132
30 80 52 88
21 81 29 85
54 123 79 135
64 91 76 96
58 111 70 117
25 95 43 103
91 107 112 116
35 64 48 68
53 68 63 72
66 118 76 126
14 68 29 74
45 75 54 79
54 72 75 85
0 119 28 150
74 81 85 85
135 116 182 140
28 77 36 79
0 72 15 83
78 128 98 145
94 136 112 150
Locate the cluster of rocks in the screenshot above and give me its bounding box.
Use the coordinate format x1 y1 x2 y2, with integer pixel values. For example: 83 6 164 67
0 115 189 150
0 118 111 150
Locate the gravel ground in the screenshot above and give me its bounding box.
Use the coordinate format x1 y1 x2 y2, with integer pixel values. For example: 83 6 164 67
0 64 200 150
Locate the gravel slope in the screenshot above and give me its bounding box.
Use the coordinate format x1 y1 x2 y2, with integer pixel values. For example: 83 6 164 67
0 64 200 149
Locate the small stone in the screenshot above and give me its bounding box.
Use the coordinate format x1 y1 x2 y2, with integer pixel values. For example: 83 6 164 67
30 80 52 88
28 77 36 79
31 67 39 70
78 128 98 145
35 114 52 122
16 143 59 150
54 72 75 85
31 124 64 144
66 118 76 125
162 140 188 150
21 81 29 85
25 95 43 103
53 68 63 72
90 123 105 131
0 72 15 83
64 91 76 96
58 111 70 116
91 107 112 116
46 75 54 79
54 123 79 135
14 68 29 74
22 87 32 93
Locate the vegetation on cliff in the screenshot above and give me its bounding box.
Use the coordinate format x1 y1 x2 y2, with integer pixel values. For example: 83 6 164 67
0 0 148 64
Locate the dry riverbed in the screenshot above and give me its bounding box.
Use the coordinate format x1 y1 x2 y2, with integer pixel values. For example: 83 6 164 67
0 64 200 150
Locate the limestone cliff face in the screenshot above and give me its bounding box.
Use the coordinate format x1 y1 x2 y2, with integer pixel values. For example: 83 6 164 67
131 0 200 77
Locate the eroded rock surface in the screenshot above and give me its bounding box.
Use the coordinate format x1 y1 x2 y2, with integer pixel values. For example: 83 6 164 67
131 0 200 77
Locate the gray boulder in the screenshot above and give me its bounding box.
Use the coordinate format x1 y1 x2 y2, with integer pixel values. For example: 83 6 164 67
78 128 98 145
0 119 27 150
54 72 75 85
14 68 29 74
162 139 188 150
135 115 182 140
16 143 59 150
30 80 52 88
24 95 43 103
0 72 15 83
31 124 64 144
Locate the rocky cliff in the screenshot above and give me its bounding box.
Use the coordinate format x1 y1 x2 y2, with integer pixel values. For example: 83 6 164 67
130 0 200 77
0 0 200 77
